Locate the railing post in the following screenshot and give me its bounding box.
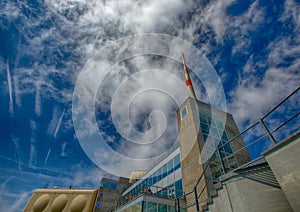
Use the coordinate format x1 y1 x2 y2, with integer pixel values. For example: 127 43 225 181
259 118 276 145
175 198 180 212
194 187 200 212
216 147 226 174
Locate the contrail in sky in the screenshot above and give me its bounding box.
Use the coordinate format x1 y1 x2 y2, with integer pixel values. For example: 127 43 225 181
54 108 65 138
44 149 51 165
44 108 65 165
6 59 14 117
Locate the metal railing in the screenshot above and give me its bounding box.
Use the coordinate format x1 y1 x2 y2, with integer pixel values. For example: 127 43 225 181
176 86 300 212
116 183 184 208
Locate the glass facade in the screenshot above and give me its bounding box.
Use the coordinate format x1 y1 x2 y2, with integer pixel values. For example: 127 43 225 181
101 180 119 190
123 152 183 201
119 200 176 212
199 106 238 181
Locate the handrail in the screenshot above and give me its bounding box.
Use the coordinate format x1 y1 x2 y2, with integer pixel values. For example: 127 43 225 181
218 121 260 149
176 86 300 212
261 86 299 119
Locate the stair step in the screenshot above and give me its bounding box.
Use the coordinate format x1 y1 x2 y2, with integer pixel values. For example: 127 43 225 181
210 189 218 197
214 182 222 190
206 197 213 204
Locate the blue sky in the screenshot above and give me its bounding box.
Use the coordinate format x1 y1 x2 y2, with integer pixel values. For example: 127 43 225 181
0 0 300 211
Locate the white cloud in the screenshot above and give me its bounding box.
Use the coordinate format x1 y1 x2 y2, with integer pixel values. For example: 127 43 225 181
228 0 300 126
281 0 300 30
229 66 299 124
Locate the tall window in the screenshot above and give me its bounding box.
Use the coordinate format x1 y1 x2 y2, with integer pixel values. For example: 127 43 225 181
181 106 188 120
199 106 238 181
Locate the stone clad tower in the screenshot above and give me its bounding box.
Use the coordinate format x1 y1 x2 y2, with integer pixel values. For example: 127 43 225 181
177 54 251 210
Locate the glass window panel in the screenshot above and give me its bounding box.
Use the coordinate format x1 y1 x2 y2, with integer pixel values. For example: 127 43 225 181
224 143 233 154
174 154 180 170
167 160 173 175
199 107 205 115
211 119 217 127
205 137 216 151
149 177 153 186
181 107 188 119
222 132 229 141
200 116 207 124
152 173 157 184
175 180 184 198
204 107 210 116
157 169 162 182
158 204 167 211
201 124 209 134
161 188 167 197
162 164 167 178
212 137 221 147
167 183 175 198
141 180 145 190
143 201 147 212
216 120 224 129
168 205 176 212
217 129 225 139
202 133 208 143
210 127 220 138
206 117 211 124
147 202 157 212
102 181 118 190
146 178 150 187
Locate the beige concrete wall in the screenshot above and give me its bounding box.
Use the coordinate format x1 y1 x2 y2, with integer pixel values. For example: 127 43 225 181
23 189 98 212
177 98 252 212
207 185 232 212
208 177 292 212
96 187 119 212
96 177 131 211
177 98 210 212
264 133 300 211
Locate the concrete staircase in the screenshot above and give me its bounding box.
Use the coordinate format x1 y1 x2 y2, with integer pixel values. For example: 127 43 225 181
199 132 300 212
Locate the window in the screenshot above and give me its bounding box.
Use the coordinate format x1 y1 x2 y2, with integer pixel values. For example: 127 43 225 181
158 204 167 211
102 181 118 190
167 160 173 175
147 202 157 212
200 124 209 134
181 106 188 119
211 127 220 138
162 164 167 178
175 180 184 198
174 154 181 170
168 205 176 212
157 169 162 182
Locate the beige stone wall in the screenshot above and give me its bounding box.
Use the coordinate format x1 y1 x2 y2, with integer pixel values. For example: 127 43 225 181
264 133 300 211
177 98 253 212
208 177 292 212
177 98 210 211
96 177 131 211
23 189 98 212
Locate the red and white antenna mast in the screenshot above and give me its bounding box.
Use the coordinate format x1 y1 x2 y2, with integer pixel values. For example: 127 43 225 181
182 53 196 99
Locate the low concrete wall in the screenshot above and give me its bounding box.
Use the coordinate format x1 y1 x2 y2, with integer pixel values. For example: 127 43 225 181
264 132 300 211
208 177 292 212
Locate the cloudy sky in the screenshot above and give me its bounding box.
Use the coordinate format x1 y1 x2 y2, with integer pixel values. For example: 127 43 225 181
0 0 299 210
